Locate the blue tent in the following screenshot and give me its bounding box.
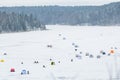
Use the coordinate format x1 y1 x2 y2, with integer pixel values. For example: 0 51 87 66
21 69 27 75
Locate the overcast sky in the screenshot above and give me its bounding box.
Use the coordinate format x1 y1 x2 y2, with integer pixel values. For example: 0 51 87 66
0 0 120 6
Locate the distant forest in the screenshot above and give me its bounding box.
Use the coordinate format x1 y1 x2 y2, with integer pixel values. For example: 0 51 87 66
0 2 120 33
0 2 120 26
0 12 46 33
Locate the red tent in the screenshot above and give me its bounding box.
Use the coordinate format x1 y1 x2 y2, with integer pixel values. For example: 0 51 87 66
10 68 15 72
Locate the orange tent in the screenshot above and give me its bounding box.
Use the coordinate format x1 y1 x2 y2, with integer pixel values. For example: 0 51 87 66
110 49 115 54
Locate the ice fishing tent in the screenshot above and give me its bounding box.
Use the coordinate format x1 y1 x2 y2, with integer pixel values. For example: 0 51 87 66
0 59 5 62
97 55 101 59
75 54 82 59
100 50 106 55
3 53 7 55
10 68 15 72
72 43 75 46
102 52 106 55
51 61 55 65
47 45 52 48
21 70 27 75
63 37 66 40
58 34 62 36
110 49 115 54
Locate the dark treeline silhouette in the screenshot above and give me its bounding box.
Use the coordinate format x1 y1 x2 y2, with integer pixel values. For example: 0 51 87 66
0 2 120 26
0 11 46 33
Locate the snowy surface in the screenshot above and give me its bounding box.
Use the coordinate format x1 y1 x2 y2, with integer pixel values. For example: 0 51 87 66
0 25 120 80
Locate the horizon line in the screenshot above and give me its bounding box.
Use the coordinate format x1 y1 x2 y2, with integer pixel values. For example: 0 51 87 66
0 1 119 7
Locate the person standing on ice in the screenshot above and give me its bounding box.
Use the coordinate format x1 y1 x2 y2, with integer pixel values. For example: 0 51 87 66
21 62 23 64
27 71 29 74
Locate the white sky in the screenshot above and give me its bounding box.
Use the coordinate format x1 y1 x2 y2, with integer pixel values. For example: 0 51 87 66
0 0 120 6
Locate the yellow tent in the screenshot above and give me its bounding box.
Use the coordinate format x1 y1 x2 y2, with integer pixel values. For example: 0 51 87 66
0 59 5 62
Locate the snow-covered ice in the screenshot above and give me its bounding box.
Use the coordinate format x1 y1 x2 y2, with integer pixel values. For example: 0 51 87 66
0 25 120 80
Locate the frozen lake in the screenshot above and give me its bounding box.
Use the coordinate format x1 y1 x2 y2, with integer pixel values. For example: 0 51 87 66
0 25 120 80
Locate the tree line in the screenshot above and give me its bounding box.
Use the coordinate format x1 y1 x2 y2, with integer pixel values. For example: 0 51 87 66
0 11 46 33
0 2 120 27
